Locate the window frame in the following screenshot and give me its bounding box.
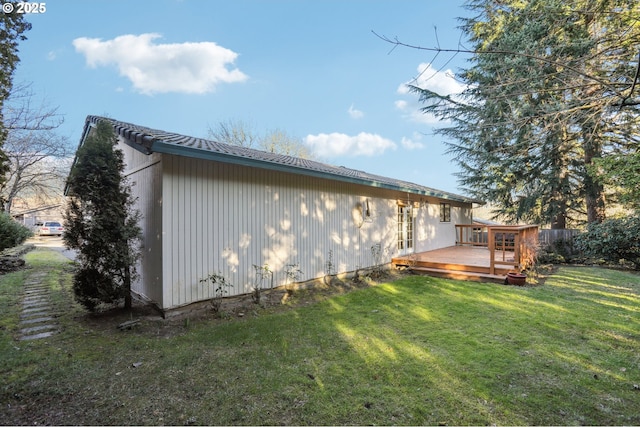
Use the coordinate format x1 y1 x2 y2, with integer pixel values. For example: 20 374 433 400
440 202 451 223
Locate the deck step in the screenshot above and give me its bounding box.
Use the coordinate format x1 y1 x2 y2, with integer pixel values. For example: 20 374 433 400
392 259 512 277
405 266 507 284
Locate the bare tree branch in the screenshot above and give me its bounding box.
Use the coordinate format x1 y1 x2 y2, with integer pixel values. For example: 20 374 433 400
1 84 70 213
619 49 640 110
372 31 627 100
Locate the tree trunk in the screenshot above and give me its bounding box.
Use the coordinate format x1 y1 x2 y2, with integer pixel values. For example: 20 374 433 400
3 168 21 215
550 211 567 230
124 265 132 310
583 135 606 224
585 180 606 224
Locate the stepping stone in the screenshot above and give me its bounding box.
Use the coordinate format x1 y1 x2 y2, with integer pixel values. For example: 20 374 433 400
15 272 62 342
24 296 48 302
20 324 57 334
23 300 48 308
22 306 50 314
24 293 47 298
23 296 48 302
19 330 58 341
20 316 54 325
24 291 49 296
21 310 50 320
24 289 48 294
28 273 48 278
24 294 48 300
24 288 49 294
23 300 49 309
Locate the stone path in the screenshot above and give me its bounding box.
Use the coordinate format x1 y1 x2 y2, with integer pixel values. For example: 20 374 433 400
18 271 60 341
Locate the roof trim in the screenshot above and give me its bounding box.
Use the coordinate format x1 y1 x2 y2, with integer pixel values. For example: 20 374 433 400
83 115 484 204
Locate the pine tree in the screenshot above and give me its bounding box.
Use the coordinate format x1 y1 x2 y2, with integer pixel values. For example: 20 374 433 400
410 0 640 227
64 120 141 311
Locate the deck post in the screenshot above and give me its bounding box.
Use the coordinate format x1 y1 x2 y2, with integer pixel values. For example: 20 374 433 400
488 228 495 275
513 231 521 272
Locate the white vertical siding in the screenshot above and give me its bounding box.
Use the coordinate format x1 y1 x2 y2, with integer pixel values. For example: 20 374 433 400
120 142 164 306
414 201 472 252
126 152 473 311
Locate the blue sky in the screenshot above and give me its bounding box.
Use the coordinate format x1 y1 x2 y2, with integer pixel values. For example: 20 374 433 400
14 0 472 194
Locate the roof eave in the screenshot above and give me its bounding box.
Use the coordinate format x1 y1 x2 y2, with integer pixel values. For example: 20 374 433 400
80 115 484 205
151 141 480 204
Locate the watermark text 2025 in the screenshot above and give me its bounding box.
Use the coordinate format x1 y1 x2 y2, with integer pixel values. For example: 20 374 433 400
2 2 47 14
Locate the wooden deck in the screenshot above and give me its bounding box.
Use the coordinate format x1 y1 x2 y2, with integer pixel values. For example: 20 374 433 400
392 246 517 283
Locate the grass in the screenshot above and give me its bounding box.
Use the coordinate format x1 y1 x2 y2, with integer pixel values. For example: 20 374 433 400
1 248 639 425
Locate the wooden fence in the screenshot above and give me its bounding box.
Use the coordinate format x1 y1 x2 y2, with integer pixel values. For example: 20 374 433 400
538 229 580 249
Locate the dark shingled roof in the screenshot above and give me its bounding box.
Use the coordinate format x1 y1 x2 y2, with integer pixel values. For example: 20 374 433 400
82 115 482 204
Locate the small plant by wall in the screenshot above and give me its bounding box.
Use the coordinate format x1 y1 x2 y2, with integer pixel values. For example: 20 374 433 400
325 249 334 276
370 243 385 277
199 272 233 313
284 263 303 293
251 263 273 305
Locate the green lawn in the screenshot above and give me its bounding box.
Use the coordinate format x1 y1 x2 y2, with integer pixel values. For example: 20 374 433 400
1 248 639 425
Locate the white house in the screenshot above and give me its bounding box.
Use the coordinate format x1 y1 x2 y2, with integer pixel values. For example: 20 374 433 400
73 116 481 314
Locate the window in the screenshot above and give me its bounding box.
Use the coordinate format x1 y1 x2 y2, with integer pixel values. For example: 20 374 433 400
440 203 451 222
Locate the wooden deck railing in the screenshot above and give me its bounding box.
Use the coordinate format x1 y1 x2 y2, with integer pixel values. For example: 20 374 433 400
456 225 490 246
456 224 539 274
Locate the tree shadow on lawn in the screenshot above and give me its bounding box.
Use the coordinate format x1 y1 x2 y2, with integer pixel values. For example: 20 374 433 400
11 262 637 425
95 266 636 426
550 266 640 312
318 268 640 426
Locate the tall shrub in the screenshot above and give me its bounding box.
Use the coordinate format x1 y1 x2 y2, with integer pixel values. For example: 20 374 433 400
63 120 141 310
574 215 640 270
0 211 31 251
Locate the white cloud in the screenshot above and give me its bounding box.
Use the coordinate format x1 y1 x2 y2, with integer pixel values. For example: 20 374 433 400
304 132 397 157
73 33 248 95
400 136 424 150
394 100 408 110
396 102 441 125
400 62 465 96
395 62 466 124
348 104 364 119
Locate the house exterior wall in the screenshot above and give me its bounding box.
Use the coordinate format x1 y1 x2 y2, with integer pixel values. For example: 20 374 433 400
414 200 471 252
156 154 473 310
120 142 164 306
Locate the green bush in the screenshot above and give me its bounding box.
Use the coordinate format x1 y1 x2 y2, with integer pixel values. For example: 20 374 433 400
72 267 124 311
0 212 32 251
574 215 640 270
536 250 566 264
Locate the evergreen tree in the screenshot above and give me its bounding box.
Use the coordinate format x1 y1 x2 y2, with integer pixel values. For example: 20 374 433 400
64 120 141 311
410 0 640 227
0 12 31 202
594 149 640 212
